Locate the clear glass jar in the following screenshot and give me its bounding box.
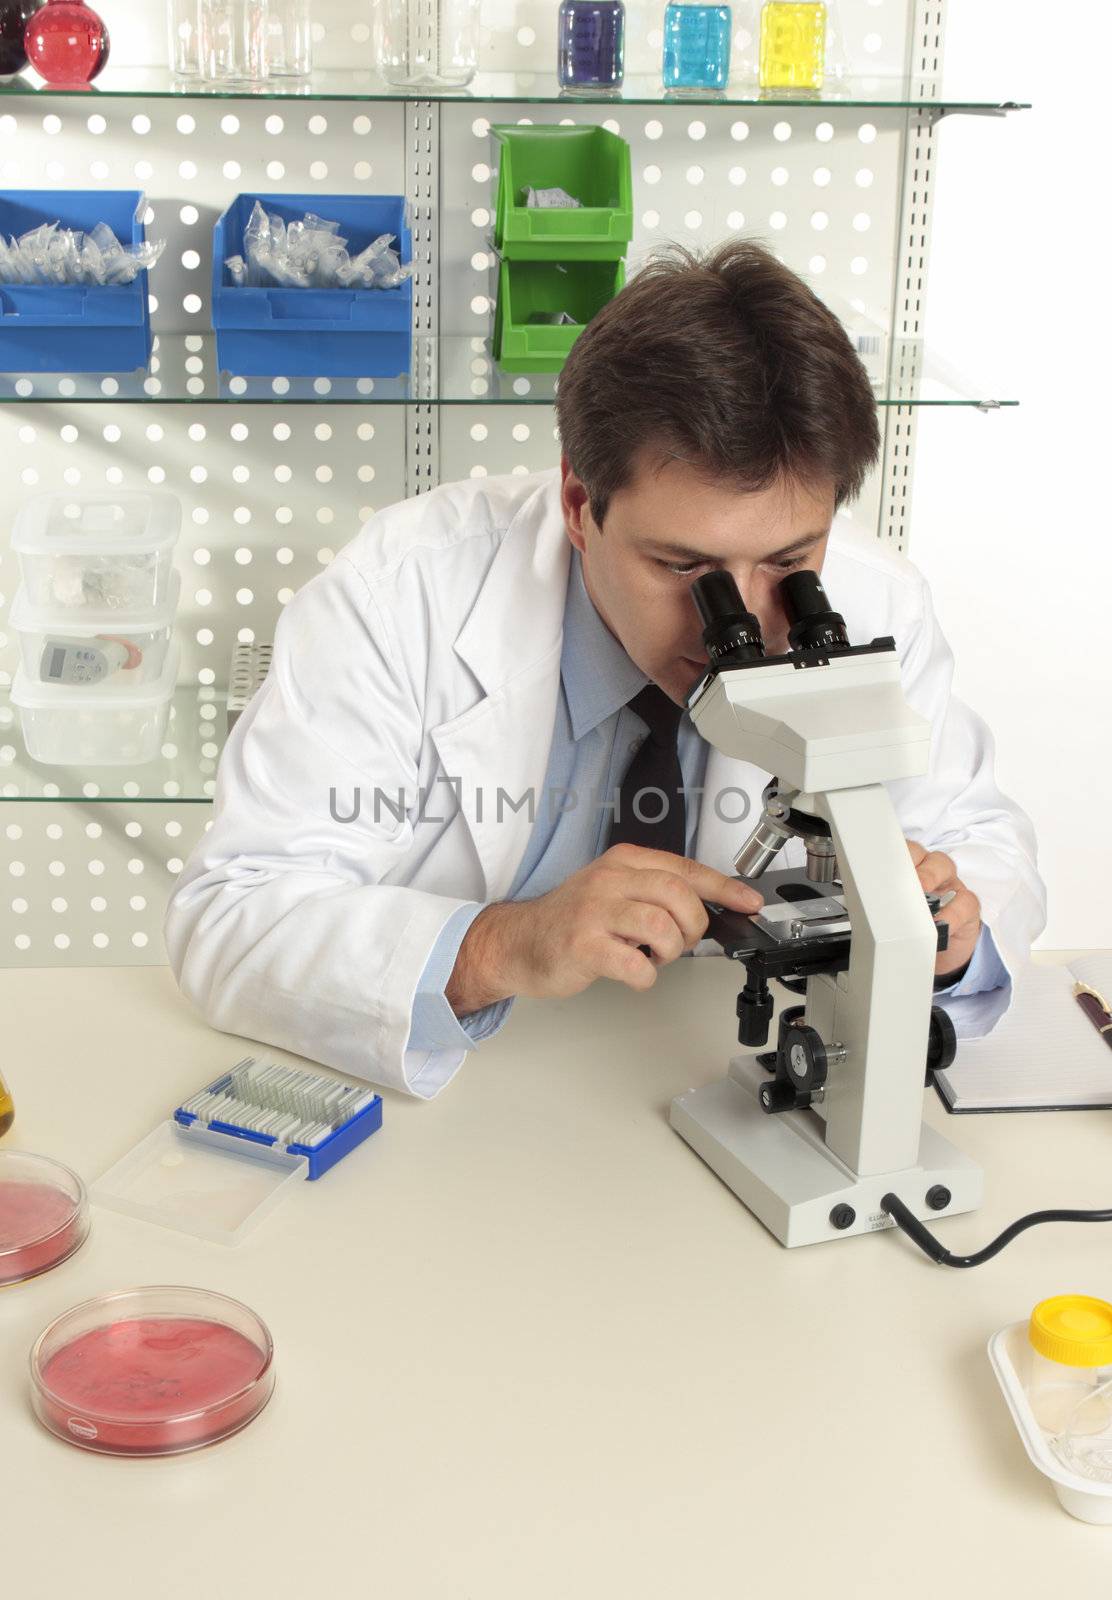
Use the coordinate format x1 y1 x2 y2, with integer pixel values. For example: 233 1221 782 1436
557 0 625 93
167 0 204 76
373 0 480 89
199 0 269 86
264 0 312 77
662 2 731 91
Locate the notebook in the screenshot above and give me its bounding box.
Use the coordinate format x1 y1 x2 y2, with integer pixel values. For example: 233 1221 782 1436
933 953 1112 1113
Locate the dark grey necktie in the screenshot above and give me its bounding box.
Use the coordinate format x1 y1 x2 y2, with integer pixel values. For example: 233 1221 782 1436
606 683 687 858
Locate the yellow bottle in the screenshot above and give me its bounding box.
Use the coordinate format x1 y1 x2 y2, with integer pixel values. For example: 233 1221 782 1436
0 1071 13 1138
759 1 826 90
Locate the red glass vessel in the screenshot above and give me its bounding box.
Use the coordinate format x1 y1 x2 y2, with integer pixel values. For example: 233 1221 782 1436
0 0 42 78
24 0 109 85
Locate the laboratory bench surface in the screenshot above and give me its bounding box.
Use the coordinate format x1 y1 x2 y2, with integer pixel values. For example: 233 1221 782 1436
2 951 1111 1599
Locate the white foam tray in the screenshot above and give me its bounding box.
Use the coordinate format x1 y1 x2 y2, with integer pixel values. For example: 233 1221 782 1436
988 1321 1112 1525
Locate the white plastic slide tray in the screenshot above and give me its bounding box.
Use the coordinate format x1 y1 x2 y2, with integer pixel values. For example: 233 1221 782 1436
988 1321 1112 1525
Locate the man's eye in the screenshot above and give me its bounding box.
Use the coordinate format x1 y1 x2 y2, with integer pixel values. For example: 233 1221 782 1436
659 560 704 577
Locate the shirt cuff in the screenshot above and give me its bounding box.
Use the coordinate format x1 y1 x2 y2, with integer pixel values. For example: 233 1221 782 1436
404 901 515 1055
932 921 1009 999
931 922 1013 1039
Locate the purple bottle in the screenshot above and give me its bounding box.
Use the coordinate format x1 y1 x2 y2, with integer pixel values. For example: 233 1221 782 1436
558 0 625 92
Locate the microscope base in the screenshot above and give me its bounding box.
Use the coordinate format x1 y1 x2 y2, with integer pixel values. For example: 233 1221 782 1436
670 1054 983 1249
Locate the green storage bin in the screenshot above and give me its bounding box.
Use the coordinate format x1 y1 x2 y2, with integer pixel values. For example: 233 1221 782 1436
492 126 633 261
492 258 625 374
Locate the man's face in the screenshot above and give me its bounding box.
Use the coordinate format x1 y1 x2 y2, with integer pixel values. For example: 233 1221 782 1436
560 453 837 706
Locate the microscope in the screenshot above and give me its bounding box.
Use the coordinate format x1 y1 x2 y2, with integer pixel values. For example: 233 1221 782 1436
670 569 983 1248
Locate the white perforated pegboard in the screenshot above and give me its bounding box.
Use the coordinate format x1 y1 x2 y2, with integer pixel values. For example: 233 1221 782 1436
0 0 958 965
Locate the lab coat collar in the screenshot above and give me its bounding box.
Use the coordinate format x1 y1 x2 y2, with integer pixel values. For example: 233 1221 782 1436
451 469 571 698
430 471 571 900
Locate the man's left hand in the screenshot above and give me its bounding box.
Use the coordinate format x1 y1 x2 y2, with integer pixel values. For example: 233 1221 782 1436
906 839 982 980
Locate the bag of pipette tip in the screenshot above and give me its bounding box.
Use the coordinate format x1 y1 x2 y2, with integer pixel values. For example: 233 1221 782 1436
89 1056 384 1246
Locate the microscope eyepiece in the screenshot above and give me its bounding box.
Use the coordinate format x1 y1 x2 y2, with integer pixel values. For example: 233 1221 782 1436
780 570 851 654
691 570 766 669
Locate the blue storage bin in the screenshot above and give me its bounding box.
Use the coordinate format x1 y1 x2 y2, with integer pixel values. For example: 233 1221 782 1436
0 190 152 374
212 193 413 378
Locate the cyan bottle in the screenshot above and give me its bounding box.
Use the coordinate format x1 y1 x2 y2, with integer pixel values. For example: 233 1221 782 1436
662 2 732 92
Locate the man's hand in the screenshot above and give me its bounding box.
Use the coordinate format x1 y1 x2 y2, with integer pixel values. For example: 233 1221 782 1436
445 843 763 1016
906 838 982 979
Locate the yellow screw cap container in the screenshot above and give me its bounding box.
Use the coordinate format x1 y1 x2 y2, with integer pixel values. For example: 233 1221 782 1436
1029 1296 1112 1369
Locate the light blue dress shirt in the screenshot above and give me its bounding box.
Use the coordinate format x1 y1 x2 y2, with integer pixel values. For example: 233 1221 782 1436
405 549 1008 1054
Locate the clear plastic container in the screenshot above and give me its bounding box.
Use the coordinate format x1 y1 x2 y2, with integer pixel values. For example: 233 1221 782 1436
12 640 179 767
30 1286 275 1455
0 1151 90 1286
9 568 180 690
1026 1295 1112 1436
12 491 182 613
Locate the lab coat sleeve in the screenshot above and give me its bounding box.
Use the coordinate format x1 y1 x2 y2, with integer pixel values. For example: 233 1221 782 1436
163 552 484 1099
886 572 1047 1036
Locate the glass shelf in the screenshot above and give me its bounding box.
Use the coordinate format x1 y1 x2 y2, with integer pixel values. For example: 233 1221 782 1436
0 688 222 802
0 333 1017 407
0 66 1029 112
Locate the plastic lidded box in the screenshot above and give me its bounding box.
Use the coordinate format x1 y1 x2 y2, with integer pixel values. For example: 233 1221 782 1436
9 567 181 689
0 1151 90 1286
30 1286 275 1455
12 490 182 612
492 126 633 260
90 1055 384 1246
211 192 413 378
0 189 153 374
13 639 179 767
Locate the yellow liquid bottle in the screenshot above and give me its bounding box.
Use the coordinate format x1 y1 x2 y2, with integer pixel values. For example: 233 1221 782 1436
759 1 826 90
0 1071 13 1138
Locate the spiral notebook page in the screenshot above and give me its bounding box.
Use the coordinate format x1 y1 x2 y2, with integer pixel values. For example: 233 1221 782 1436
934 954 1112 1112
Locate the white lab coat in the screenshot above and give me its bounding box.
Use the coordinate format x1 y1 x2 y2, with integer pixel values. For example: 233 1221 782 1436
164 468 1046 1098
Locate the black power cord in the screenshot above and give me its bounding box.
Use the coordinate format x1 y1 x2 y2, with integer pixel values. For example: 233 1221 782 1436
880 1192 1112 1269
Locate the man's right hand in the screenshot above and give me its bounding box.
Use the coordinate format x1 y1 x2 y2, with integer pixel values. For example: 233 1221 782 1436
444 842 764 1016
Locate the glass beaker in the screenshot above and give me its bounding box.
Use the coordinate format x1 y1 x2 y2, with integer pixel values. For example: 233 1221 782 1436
200 0 268 85
264 0 312 77
373 0 480 89
167 0 204 76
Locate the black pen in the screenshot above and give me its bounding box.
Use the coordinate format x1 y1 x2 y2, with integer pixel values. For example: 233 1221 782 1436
1073 982 1112 1053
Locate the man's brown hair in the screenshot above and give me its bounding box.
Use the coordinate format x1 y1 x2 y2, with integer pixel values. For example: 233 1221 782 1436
555 239 880 525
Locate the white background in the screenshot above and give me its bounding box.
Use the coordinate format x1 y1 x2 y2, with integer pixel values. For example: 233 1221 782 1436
911 1 1111 949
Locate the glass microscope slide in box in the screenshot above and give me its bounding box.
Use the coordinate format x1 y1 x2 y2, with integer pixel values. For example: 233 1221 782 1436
89 1056 383 1246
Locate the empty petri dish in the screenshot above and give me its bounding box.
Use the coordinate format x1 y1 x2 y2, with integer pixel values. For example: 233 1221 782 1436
0 1151 89 1286
30 1285 275 1455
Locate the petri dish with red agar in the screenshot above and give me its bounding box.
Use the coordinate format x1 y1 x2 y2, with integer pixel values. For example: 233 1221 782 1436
0 1151 89 1286
30 1286 275 1455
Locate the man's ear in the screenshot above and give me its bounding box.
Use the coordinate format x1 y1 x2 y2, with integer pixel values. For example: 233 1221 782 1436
560 455 593 555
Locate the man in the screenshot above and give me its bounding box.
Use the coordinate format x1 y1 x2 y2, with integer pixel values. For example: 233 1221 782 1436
164 241 1046 1098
